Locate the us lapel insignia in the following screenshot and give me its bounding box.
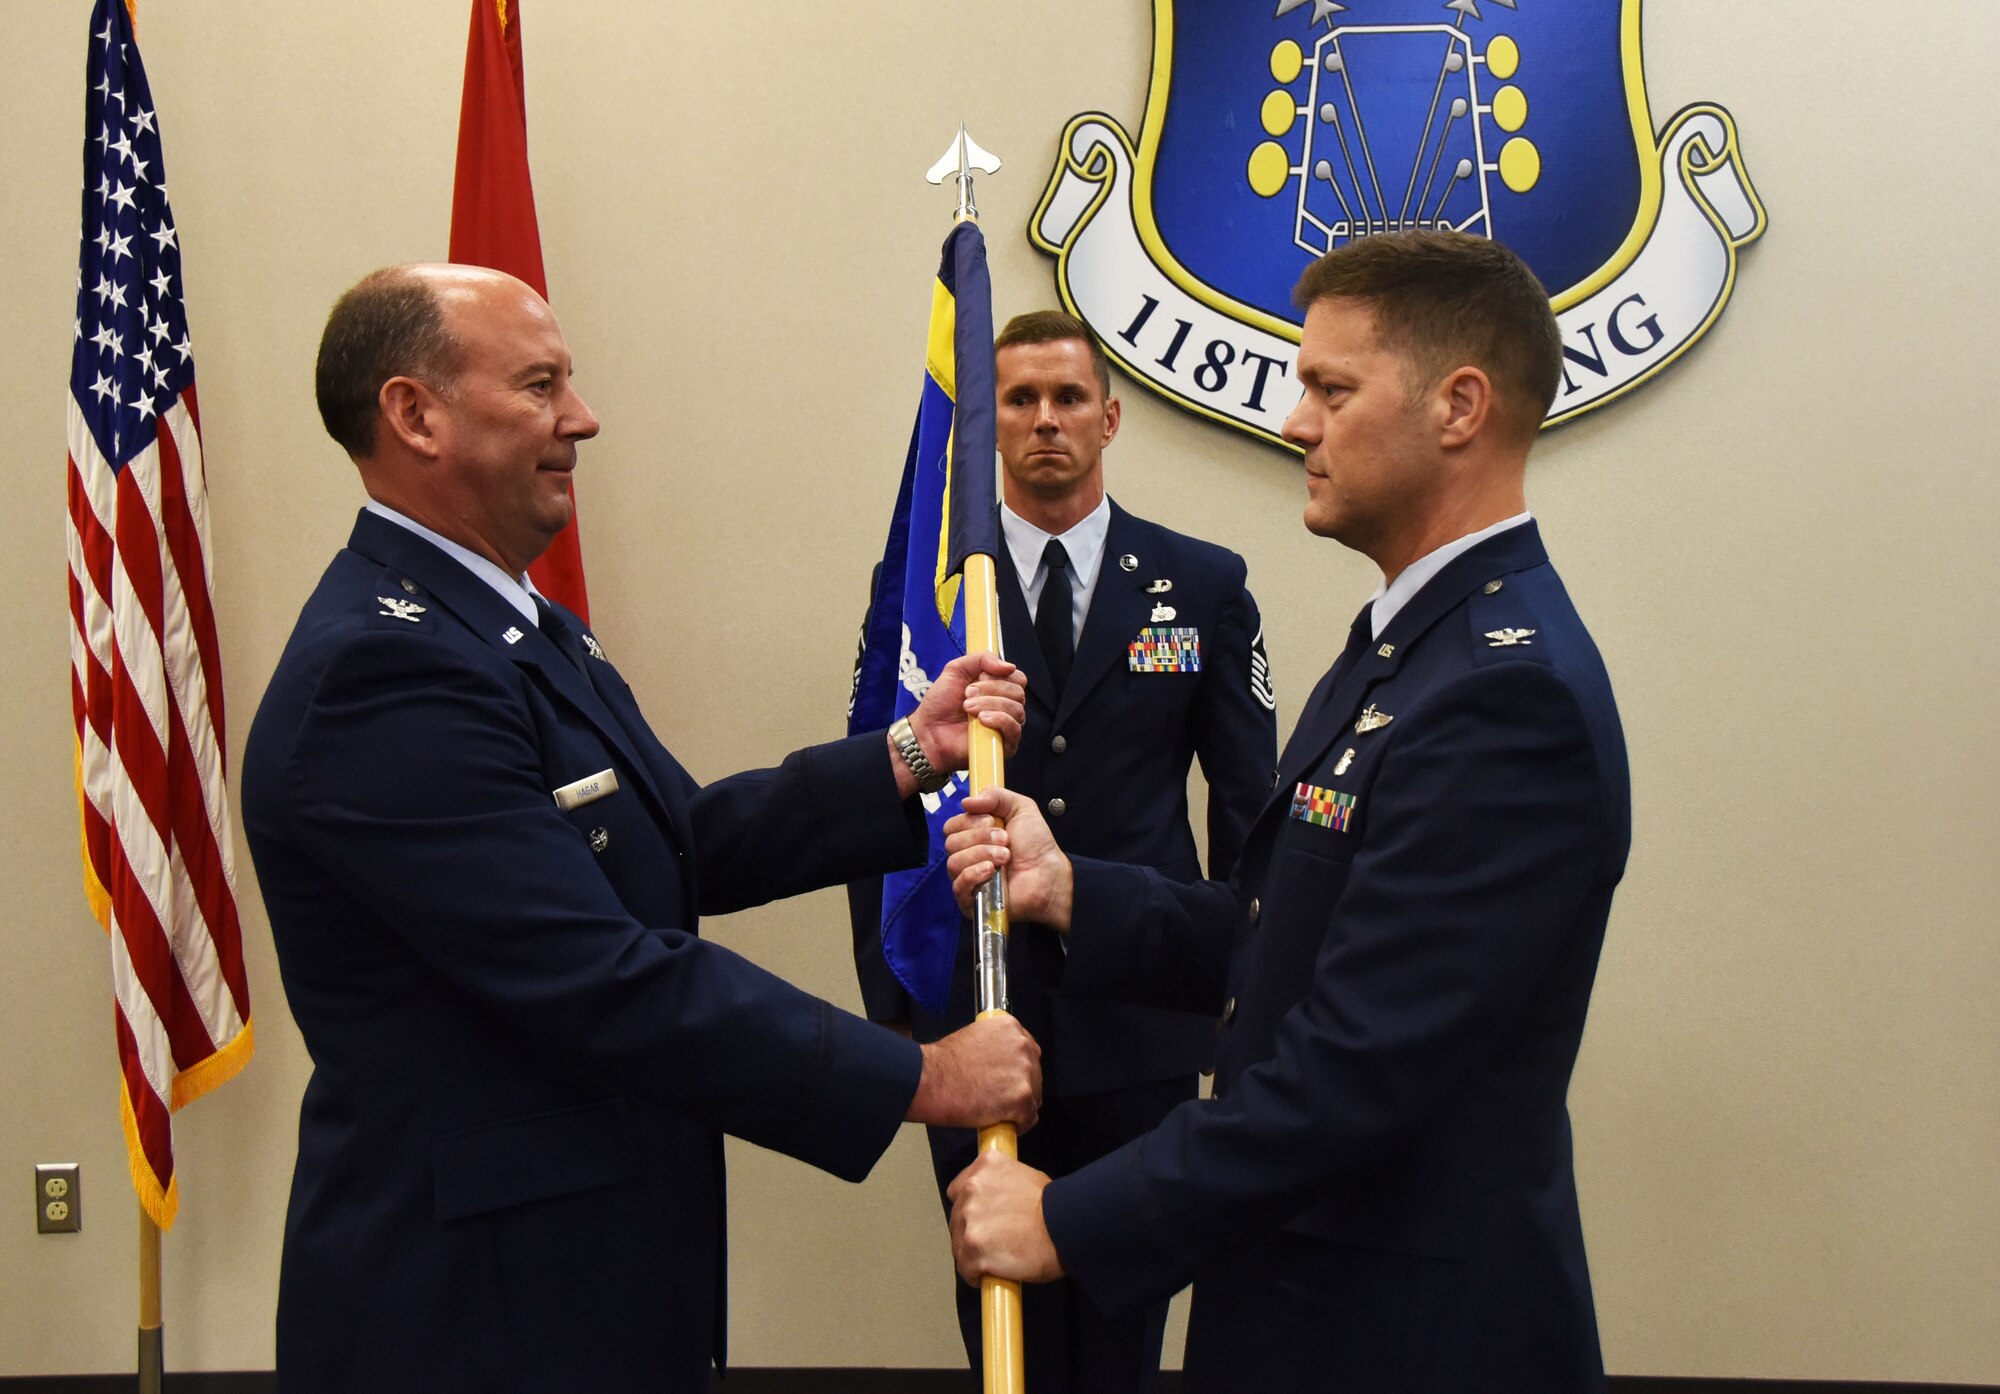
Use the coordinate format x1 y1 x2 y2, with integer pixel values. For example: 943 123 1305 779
582 633 607 661
1150 603 1178 623
1485 628 1537 647
1333 747 1356 776
1354 704 1393 735
1146 579 1173 594
1290 781 1357 832
502 626 525 645
1118 553 1139 572
377 597 426 623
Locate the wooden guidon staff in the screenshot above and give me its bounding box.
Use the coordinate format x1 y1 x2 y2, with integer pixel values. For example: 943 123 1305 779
924 124 1024 1394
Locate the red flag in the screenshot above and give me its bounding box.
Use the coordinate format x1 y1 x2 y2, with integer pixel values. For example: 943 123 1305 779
69 0 253 1230
449 0 591 619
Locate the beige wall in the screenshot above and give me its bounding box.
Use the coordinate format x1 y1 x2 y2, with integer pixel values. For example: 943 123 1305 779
3 0 1995 1380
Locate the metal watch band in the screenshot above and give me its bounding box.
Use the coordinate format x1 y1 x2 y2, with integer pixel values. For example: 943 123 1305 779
889 717 950 794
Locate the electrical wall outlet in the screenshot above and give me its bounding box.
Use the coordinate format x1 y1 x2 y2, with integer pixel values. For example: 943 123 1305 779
35 1164 81 1234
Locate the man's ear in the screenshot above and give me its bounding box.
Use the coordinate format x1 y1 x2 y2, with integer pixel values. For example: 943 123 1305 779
1435 366 1492 449
1101 394 1122 448
377 376 444 459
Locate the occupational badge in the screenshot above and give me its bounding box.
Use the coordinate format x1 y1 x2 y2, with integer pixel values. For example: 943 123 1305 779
1354 703 1393 734
1030 0 1765 448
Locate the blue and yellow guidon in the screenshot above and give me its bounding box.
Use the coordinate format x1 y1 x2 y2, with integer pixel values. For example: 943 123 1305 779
1030 0 1766 448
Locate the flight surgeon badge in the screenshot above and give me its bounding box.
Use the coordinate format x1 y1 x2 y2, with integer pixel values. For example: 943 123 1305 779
1029 0 1766 448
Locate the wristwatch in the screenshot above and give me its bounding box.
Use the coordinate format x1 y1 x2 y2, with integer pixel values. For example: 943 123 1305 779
889 717 951 795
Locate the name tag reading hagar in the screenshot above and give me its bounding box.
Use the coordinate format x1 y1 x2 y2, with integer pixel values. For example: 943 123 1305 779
552 769 619 811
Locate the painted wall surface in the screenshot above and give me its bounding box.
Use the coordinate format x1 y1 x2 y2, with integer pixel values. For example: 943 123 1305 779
1 0 1994 1381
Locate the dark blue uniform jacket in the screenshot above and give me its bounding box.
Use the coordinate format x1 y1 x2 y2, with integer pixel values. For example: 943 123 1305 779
244 511 925 1394
1042 523 1630 1392
855 500 1277 1093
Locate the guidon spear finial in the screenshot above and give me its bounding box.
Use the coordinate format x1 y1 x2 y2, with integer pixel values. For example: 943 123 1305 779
926 123 1002 222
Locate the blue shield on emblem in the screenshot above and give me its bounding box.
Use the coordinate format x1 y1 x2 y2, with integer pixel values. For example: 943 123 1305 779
1152 2 1641 321
1032 0 1765 442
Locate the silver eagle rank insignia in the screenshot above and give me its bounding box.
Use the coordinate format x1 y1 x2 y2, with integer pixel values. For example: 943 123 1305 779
377 597 426 623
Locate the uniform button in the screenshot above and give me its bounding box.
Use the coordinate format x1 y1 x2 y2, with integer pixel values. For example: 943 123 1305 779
1483 579 1504 595
1046 798 1067 817
400 578 419 595
1221 996 1237 1026
1050 734 1067 754
1248 897 1261 924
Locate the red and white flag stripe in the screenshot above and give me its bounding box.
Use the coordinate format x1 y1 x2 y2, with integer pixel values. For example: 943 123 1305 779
68 390 251 1229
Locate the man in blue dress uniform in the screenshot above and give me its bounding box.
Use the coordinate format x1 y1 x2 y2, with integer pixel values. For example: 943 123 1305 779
943 233 1631 1393
244 264 1041 1394
852 312 1277 1392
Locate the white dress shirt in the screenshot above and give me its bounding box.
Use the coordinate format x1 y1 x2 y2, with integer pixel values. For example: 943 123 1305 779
364 500 542 626
1002 495 1112 646
1367 512 1533 640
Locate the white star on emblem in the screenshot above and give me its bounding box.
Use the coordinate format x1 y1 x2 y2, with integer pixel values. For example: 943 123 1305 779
134 343 155 375
150 318 172 345
174 333 193 363
131 156 150 184
108 181 136 212
149 220 178 253
89 371 116 403
91 325 123 359
133 394 158 423
106 281 129 311
107 231 133 263
93 275 117 305
110 131 134 164
96 19 114 45
150 268 172 299
132 108 157 136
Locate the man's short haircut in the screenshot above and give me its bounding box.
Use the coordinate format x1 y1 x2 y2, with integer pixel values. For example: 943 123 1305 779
1292 231 1562 435
995 310 1113 398
315 268 466 458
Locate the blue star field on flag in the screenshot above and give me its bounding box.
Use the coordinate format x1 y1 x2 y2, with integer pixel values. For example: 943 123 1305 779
72 0 195 471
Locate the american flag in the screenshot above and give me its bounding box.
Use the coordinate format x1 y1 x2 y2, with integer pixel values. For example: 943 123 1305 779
66 0 252 1232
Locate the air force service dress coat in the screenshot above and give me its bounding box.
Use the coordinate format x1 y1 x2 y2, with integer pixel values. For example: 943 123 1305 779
855 500 1276 1391
243 511 927 1394
1040 523 1631 1392
855 500 1277 1090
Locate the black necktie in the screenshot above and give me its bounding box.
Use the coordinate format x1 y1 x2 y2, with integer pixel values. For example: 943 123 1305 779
1336 601 1375 678
535 597 591 677
1036 538 1075 697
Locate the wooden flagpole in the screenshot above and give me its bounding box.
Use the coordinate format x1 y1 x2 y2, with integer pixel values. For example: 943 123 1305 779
930 124 1025 1394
